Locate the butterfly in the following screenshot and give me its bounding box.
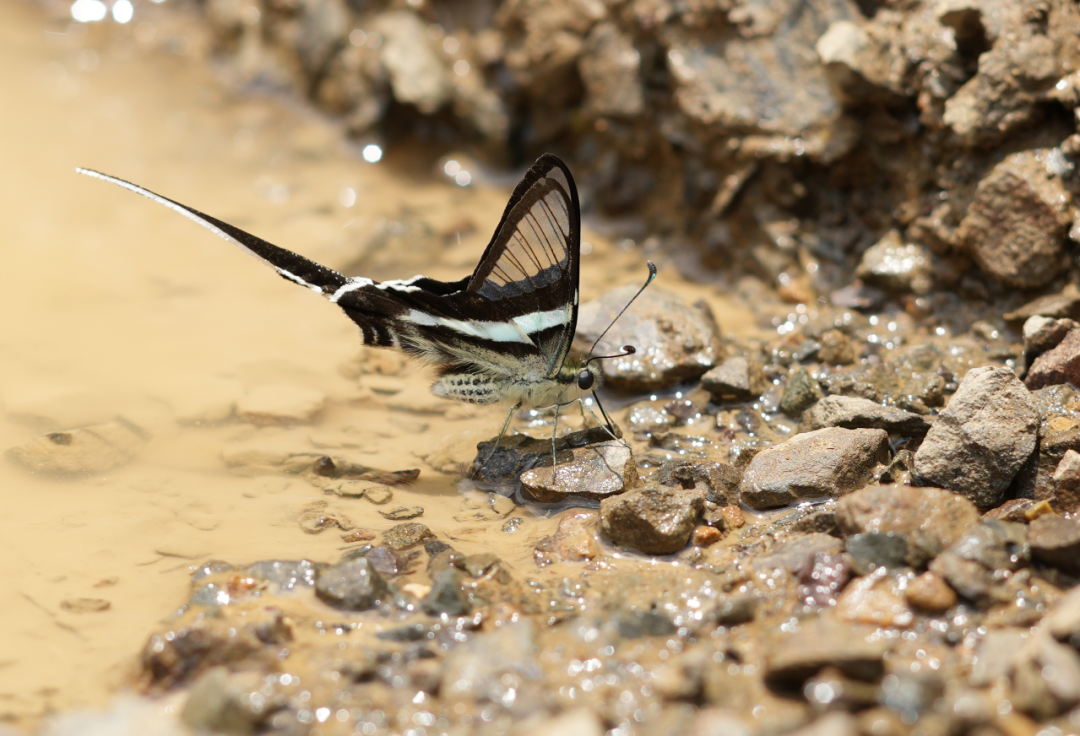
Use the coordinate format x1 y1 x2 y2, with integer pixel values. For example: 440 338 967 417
77 154 655 475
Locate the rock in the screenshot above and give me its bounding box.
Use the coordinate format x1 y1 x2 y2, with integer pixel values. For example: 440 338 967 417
471 426 614 491
533 510 600 566
598 486 705 555
846 532 907 575
797 552 852 608
372 11 451 113
904 571 956 613
382 522 436 550
236 384 325 426
691 525 722 547
1027 330 1080 391
928 551 996 608
956 151 1072 288
379 506 424 521
700 357 767 403
1006 284 1080 323
297 507 354 534
440 620 540 702
520 441 640 504
1024 317 1079 359
246 560 319 590
1028 515 1080 574
779 368 824 417
6 419 146 475
1046 585 1080 643
181 667 274 735
855 230 933 295
1051 450 1080 514
657 459 742 505
754 533 844 574
982 498 1037 523
969 628 1027 687
836 485 981 567
578 22 643 116
1010 635 1080 718
800 395 931 436
835 574 913 628
764 617 888 690
738 427 890 510
314 558 389 611
421 569 472 617
913 366 1038 509
817 329 856 365
712 596 758 627
606 609 678 639
574 286 723 392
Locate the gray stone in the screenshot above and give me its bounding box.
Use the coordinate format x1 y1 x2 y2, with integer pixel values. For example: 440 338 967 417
421 569 472 617
739 427 889 510
575 285 723 392
598 485 705 555
913 366 1038 509
956 151 1072 288
520 441 640 504
1028 515 1080 575
836 485 981 567
315 558 389 611
846 532 907 575
801 395 931 436
700 357 767 403
780 368 824 417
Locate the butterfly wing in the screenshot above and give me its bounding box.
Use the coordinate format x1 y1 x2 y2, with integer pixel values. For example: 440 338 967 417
466 154 581 377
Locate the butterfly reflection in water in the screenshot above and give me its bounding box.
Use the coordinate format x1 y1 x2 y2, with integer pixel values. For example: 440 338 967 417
76 154 655 481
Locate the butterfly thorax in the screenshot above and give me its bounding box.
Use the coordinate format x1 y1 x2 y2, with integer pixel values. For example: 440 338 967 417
431 355 601 409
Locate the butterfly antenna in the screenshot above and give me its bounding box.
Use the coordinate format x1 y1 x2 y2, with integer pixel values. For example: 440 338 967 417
586 261 658 358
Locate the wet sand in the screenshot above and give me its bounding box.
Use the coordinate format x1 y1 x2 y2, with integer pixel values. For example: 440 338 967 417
0 3 755 731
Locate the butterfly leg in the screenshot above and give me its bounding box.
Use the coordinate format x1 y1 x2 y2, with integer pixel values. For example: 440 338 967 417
551 402 562 488
590 391 620 441
471 401 522 479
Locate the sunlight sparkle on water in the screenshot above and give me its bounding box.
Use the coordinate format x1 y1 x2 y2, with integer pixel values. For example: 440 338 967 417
362 144 383 163
112 0 133 22
71 0 107 22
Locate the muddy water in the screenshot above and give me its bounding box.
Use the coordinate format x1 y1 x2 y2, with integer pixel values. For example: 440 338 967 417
0 4 756 731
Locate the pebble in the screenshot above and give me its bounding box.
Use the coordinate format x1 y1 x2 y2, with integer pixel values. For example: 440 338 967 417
657 459 742 505
981 498 1037 523
1026 329 1080 391
236 383 326 426
534 510 600 566
1023 316 1079 359
1006 283 1080 323
779 368 824 417
835 574 913 628
1051 450 1080 514
956 150 1071 288
699 356 767 403
379 506 424 521
836 485 980 567
298 508 354 535
969 628 1027 686
598 486 705 555
855 230 933 295
903 571 957 613
6 420 146 476
754 533 844 574
764 617 888 689
691 525 722 547
1028 515 1080 574
800 395 931 436
382 522 436 550
421 569 472 617
738 427 890 509
817 329 856 365
574 285 723 392
314 558 389 611
520 441 640 504
913 366 1039 509
471 426 613 490
845 532 907 575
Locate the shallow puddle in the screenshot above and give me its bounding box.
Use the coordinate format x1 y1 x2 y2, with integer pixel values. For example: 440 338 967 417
0 4 757 730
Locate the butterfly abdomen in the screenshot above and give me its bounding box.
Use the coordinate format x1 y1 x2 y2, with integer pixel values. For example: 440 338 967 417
431 373 501 404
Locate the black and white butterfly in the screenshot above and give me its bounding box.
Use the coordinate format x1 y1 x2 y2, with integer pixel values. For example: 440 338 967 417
77 154 653 471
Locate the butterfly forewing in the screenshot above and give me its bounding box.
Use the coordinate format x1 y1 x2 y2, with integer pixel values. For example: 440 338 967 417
467 155 581 376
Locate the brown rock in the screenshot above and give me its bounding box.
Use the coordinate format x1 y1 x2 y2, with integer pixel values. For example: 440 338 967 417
520 441 640 504
818 329 856 365
739 427 890 510
836 485 981 566
1005 283 1080 323
982 498 1037 523
691 525 722 547
599 486 705 555
1029 515 1080 574
904 571 956 613
956 151 1072 288
1051 449 1080 513
700 356 767 403
836 575 913 628
764 617 888 689
534 510 600 566
1023 316 1079 359
1027 330 1080 391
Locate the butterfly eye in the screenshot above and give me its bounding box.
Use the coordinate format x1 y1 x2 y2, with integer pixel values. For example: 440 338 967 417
577 368 594 391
